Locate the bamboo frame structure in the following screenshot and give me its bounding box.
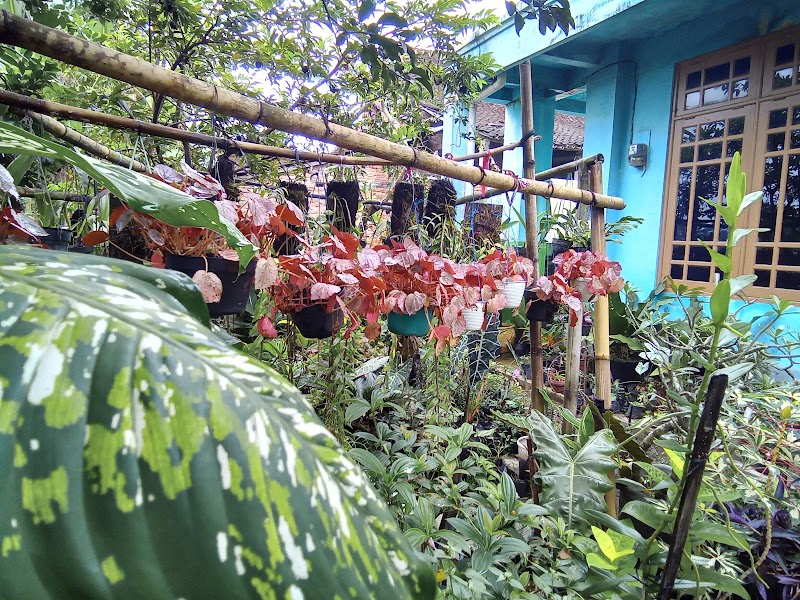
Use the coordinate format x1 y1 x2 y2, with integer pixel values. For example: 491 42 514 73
16 187 92 202
23 109 147 172
0 12 625 210
519 60 545 413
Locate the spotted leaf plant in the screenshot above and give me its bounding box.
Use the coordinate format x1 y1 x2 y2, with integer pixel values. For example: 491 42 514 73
0 247 435 599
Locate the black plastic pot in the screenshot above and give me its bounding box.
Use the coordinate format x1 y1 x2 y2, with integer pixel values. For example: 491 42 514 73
573 246 591 253
40 227 72 251
68 244 94 254
627 404 644 421
390 182 425 238
546 239 572 275
582 322 592 336
609 359 645 384
291 304 343 339
275 182 309 256
165 253 257 317
423 179 455 239
593 396 621 414
523 289 557 323
326 181 360 233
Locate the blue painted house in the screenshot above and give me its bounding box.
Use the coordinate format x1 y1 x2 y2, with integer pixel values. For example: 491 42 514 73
444 0 800 328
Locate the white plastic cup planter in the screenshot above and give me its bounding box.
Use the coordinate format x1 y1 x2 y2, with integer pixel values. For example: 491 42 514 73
463 302 485 330
573 277 595 303
501 279 526 309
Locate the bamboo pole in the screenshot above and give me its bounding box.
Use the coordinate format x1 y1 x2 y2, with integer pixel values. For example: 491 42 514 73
588 162 617 517
519 60 544 413
16 187 92 202
590 163 612 412
0 13 625 210
0 90 394 166
23 109 147 171
454 153 605 206
535 154 603 181
451 135 541 163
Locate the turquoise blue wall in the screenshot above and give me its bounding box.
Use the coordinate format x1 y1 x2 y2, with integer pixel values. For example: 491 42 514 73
444 0 800 338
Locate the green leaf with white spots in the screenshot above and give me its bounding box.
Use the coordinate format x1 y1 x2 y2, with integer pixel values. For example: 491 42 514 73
0 120 256 268
0 247 435 600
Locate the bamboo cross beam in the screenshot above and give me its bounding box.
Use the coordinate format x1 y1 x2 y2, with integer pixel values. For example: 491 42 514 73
0 89 393 166
21 109 148 172
0 13 625 210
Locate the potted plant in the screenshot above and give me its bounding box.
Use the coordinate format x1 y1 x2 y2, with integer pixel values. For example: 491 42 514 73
127 164 303 317
268 229 375 339
375 238 476 342
528 249 624 327
477 247 535 310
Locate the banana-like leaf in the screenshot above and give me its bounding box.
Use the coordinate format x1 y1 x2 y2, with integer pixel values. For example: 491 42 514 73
0 120 256 268
0 247 434 600
502 411 616 528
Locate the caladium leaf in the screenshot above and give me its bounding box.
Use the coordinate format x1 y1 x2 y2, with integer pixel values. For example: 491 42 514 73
254 257 278 290
0 247 435 599
0 121 256 268
192 270 223 303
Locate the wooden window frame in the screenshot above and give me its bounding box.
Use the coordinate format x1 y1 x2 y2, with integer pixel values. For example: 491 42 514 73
661 25 800 301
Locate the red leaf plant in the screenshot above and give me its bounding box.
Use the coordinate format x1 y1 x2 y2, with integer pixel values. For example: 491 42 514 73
529 250 624 326
374 238 478 344
471 248 536 313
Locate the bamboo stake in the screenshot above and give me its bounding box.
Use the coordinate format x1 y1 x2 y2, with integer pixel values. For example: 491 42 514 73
589 162 617 518
0 90 394 166
519 60 544 413
562 304 583 435
0 13 625 210
23 109 147 171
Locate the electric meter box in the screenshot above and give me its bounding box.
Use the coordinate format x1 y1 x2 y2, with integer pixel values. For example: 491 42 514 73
628 143 648 167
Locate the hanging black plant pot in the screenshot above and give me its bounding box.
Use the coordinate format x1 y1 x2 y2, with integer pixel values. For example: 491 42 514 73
523 289 557 323
390 182 425 238
423 179 455 238
275 182 309 255
326 181 360 233
165 253 257 317
546 238 573 275
39 227 72 251
291 304 343 339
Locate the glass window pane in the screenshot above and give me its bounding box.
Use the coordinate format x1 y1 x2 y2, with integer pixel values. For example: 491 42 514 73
699 142 723 161
700 120 725 140
776 43 796 66
682 126 697 143
791 129 800 150
731 78 749 99
774 67 794 89
770 108 788 129
704 62 730 84
756 247 773 264
780 153 800 242
680 146 694 163
686 70 702 90
727 139 743 157
670 264 683 280
685 91 700 109
754 269 771 287
728 116 745 136
793 106 800 125
672 246 685 261
733 56 751 76
776 271 800 289
703 84 729 105
767 132 786 152
674 167 692 241
686 266 710 281
692 164 720 241
759 155 783 242
778 248 800 265
688 246 709 261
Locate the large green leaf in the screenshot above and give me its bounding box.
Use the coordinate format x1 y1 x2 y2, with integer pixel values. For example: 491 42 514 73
0 247 434 599
503 411 617 528
0 120 256 268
